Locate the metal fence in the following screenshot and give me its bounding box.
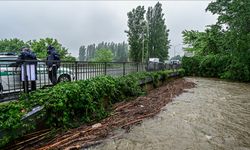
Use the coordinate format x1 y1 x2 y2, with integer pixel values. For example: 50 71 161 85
0 60 150 101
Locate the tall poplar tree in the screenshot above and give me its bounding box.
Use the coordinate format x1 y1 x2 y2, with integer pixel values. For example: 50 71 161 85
125 6 146 62
79 45 86 61
146 2 170 61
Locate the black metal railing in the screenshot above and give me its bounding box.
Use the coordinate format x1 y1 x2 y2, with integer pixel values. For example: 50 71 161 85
0 59 180 101
0 60 152 101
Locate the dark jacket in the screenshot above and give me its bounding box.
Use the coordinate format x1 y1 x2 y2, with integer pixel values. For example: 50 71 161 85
16 50 37 65
46 48 60 68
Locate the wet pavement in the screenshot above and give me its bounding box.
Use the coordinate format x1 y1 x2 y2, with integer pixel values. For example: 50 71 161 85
89 78 250 150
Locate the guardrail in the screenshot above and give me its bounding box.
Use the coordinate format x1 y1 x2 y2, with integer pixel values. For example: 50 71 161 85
0 60 177 102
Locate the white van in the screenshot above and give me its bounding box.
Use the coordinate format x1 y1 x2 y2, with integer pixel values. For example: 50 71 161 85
170 60 180 65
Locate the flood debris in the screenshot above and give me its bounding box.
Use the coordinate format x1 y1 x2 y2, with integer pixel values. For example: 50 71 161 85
92 123 102 129
6 78 195 150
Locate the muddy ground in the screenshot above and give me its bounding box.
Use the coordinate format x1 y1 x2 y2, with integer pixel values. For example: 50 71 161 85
7 78 195 150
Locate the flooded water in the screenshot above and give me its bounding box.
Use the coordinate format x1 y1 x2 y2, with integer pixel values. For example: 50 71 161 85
89 78 250 150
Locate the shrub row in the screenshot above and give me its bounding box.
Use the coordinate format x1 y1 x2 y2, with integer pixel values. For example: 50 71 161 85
182 55 250 82
0 70 184 147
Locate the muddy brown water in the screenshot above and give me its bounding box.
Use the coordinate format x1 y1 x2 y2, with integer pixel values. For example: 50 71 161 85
88 78 250 150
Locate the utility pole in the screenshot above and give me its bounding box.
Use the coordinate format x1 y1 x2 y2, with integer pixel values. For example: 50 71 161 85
142 21 149 63
142 27 144 63
140 20 145 63
146 21 149 62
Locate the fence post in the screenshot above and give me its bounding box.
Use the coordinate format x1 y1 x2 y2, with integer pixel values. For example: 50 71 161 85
104 62 107 75
123 62 126 76
75 61 78 81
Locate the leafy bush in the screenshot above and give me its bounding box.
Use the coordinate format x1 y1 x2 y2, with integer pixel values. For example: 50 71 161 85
182 54 249 82
182 56 201 76
221 59 250 81
199 54 231 77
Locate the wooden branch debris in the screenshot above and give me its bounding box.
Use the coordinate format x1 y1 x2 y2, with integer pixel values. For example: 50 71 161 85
7 78 195 150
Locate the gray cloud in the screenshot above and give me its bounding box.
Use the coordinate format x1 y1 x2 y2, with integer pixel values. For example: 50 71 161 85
0 1 217 58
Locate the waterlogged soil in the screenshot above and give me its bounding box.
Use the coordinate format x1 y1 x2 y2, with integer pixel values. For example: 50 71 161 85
90 78 250 150
25 78 194 150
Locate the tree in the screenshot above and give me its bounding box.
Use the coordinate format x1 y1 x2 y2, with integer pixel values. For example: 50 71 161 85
181 0 250 81
206 0 250 80
115 42 128 62
63 55 76 61
206 0 250 34
79 45 86 61
182 30 207 54
182 25 226 55
79 41 128 62
0 38 75 61
86 44 96 61
146 2 170 61
27 38 71 60
94 49 113 62
125 6 146 62
0 38 27 53
206 0 250 54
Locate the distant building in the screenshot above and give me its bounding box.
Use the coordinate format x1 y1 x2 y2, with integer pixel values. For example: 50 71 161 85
149 58 159 63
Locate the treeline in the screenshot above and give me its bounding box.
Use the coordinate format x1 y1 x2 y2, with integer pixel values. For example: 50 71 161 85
182 0 250 82
78 41 128 62
126 2 170 62
0 38 76 61
79 2 171 63
79 2 170 63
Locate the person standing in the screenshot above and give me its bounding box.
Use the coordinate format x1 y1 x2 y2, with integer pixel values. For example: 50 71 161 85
16 47 37 92
46 45 60 85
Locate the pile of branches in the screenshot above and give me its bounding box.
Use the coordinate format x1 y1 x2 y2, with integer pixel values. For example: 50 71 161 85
23 78 195 150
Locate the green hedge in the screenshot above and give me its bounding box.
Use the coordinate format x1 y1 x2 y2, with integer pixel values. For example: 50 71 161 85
182 54 249 82
0 70 183 147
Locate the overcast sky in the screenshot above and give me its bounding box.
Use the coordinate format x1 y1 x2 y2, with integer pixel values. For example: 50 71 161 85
0 1 217 58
